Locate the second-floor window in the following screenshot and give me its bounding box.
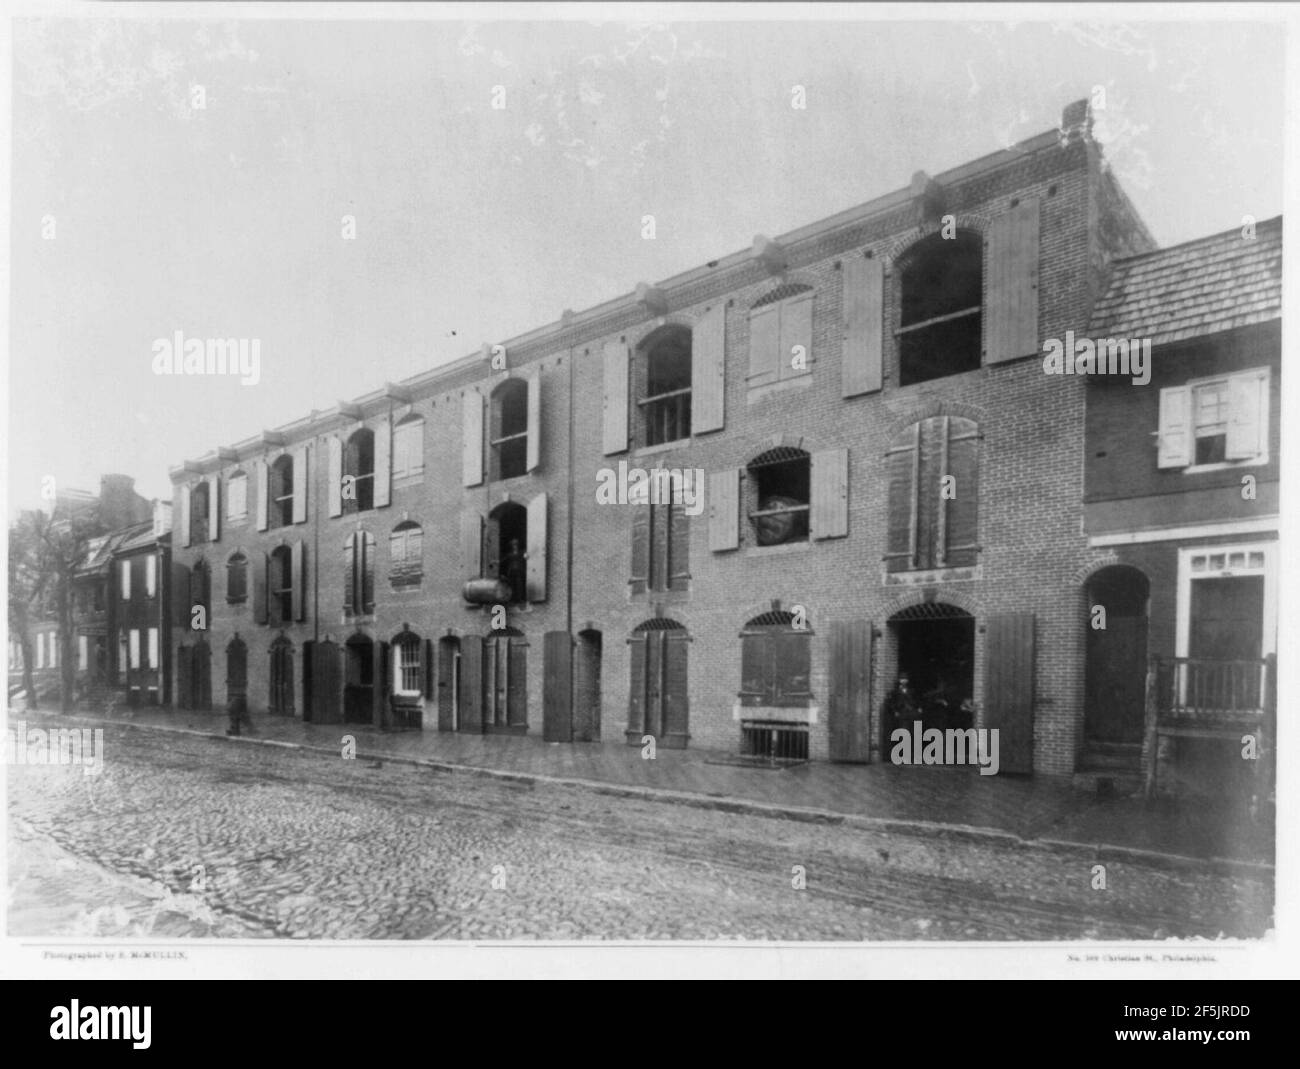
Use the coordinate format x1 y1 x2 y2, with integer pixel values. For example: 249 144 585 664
120 560 131 600
344 429 375 512
392 416 424 479
490 379 529 481
885 415 980 573
897 232 983 386
268 545 293 626
344 531 376 615
1158 368 1270 470
748 283 813 391
630 499 690 593
390 521 423 588
269 455 295 528
145 554 157 598
747 447 811 546
226 551 248 603
638 326 692 447
190 482 211 544
227 471 249 522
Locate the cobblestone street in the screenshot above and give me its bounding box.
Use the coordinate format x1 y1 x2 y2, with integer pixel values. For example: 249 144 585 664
7 720 1273 941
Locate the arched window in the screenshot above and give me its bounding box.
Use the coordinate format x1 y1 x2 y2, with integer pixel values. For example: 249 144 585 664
638 325 692 447
392 631 424 697
486 502 528 604
898 232 983 385
189 559 211 616
226 551 248 604
344 531 376 615
748 283 813 390
746 447 811 545
628 618 689 747
226 470 249 522
344 428 375 513
226 636 248 696
885 416 980 572
390 521 423 587
392 415 425 479
490 379 529 481
269 455 294 529
740 608 812 708
268 546 293 626
190 482 211 544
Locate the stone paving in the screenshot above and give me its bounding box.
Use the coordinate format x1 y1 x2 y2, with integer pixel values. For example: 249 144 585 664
14 702 1274 867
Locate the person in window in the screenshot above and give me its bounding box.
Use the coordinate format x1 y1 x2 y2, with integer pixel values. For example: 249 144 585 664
501 539 527 604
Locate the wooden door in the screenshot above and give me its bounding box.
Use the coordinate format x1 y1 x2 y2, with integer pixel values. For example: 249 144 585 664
984 614 1035 774
543 631 573 742
828 619 872 762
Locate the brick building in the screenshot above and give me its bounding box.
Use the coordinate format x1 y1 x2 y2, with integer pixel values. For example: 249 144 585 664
169 99 1164 777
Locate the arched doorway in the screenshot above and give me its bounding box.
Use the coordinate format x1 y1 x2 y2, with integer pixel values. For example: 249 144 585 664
269 635 294 716
176 640 212 711
226 636 248 703
344 634 374 723
626 618 689 748
885 604 974 746
437 636 461 732
1084 565 1149 745
574 629 603 742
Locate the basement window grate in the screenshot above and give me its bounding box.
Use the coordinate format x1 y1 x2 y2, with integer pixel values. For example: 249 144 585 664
740 720 809 764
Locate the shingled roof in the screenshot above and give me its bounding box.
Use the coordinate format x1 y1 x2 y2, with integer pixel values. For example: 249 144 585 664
1087 216 1281 345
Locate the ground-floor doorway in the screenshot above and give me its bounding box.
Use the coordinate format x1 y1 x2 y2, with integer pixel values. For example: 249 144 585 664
574 629 602 742
344 635 374 724
269 636 294 716
1084 565 1149 745
884 606 974 745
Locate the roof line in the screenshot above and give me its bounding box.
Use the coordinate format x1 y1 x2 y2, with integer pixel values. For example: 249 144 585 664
1109 215 1282 266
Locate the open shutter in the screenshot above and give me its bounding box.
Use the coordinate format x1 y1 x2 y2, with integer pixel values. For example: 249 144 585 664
629 506 650 595
374 416 391 508
945 419 980 567
543 631 572 742
362 532 375 614
1226 372 1266 460
627 632 647 739
668 503 691 591
292 446 309 523
526 493 548 603
424 638 434 700
461 389 484 486
662 630 690 745
842 255 884 397
291 540 306 622
775 629 812 704
525 368 541 472
885 424 920 571
748 304 780 388
254 460 269 530
1157 386 1192 468
986 198 1041 364
373 639 389 727
828 619 872 762
252 552 268 625
984 613 1035 775
810 448 849 540
459 635 484 733
327 437 343 517
207 475 221 542
692 303 726 434
708 468 740 551
602 340 629 455
739 632 770 706
779 290 814 380
178 484 192 548
342 534 355 615
461 512 482 585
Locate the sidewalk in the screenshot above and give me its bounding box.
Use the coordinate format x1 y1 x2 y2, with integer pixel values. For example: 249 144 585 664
11 703 1274 870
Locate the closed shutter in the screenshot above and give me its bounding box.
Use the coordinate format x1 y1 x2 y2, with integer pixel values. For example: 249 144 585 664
740 632 771 706
424 638 435 700
984 613 1035 775
292 446 309 523
602 340 629 455
668 502 691 591
779 290 814 380
649 499 667 591
915 418 944 570
327 438 343 517
775 629 812 704
629 506 650 595
526 493 548 602
207 475 221 542
459 636 484 733
626 632 647 738
945 419 980 567
483 514 501 580
1226 371 1266 460
644 629 665 738
374 416 391 508
373 639 389 727
342 534 355 615
708 468 740 551
828 619 872 762
178 484 191 548
252 553 267 624
526 368 541 472
255 459 270 530
171 562 191 631
885 424 920 571
810 448 849 540
748 304 781 388
543 631 572 742
362 532 375 614
692 302 726 434
1157 386 1192 468
291 540 306 622
506 636 528 728
462 390 484 487
842 255 884 397
986 198 1040 364
662 630 690 744
461 512 482 584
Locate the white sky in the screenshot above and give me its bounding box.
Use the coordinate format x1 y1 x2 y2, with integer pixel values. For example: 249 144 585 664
6 14 1286 516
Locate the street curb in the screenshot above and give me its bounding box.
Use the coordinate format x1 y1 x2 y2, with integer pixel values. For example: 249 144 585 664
24 712 1275 878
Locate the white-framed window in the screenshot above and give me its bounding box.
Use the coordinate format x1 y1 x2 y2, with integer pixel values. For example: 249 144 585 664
128 629 141 670
1157 367 1270 471
78 635 89 671
1175 541 1276 659
147 628 159 670
394 636 422 696
227 471 248 521
120 559 131 600
392 416 425 478
36 633 45 669
145 554 157 598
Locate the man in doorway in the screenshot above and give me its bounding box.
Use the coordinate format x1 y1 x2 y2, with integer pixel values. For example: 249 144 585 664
501 538 527 604
883 673 920 737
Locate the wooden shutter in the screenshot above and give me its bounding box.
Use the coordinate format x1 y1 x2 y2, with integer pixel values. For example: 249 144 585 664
627 632 647 739
178 484 191 548
629 506 650 595
779 291 814 380
1157 386 1192 468
692 302 726 434
985 198 1040 364
206 476 221 542
362 532 375 614
1226 372 1266 460
460 636 484 733
842 255 884 397
602 340 629 455
945 419 980 567
775 629 812 704
526 368 541 472
543 631 572 742
252 552 268 625
291 540 306 622
342 534 355 615
483 514 500 579
327 437 343 517
748 304 780 388
526 493 548 602
462 389 484 487
668 503 691 591
171 561 190 630
176 646 192 709
253 459 268 530
291 446 309 523
424 638 434 700
374 417 391 508
708 468 740 551
662 630 690 744
885 424 920 571
373 639 389 727
811 448 849 540
828 619 872 762
197 642 212 710
984 613 1035 775
739 632 770 706
461 512 482 584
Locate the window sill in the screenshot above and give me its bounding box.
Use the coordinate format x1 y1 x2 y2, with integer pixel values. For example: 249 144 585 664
633 438 691 459
746 538 811 556
732 704 819 725
746 374 812 405
1183 457 1268 475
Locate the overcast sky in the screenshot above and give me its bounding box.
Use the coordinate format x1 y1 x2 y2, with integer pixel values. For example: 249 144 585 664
7 14 1286 517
